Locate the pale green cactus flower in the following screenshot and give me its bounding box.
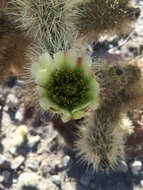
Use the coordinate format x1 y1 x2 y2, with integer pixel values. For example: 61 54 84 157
31 50 100 122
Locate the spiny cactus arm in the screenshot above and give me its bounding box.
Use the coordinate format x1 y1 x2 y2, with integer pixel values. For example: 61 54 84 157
91 59 142 106
0 28 31 83
65 0 140 43
74 101 134 171
120 60 143 112
0 0 8 9
6 0 77 54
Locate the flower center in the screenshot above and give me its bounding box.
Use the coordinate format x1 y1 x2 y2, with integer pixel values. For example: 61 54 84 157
45 69 90 110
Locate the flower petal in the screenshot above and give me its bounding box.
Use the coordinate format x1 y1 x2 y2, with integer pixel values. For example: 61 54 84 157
73 110 85 120
37 86 47 97
60 108 72 117
39 97 59 111
82 54 92 68
34 69 50 85
39 53 54 67
89 99 99 110
61 114 72 123
76 54 92 76
65 50 79 68
54 51 66 68
72 103 90 114
31 53 54 85
90 80 100 94
54 50 79 69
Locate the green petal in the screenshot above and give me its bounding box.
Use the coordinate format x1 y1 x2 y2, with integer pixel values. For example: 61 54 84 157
39 98 51 110
90 80 100 94
72 103 90 114
61 115 72 123
54 51 66 68
31 53 54 85
34 69 50 86
89 87 99 110
31 63 39 78
39 97 59 111
39 53 53 66
89 100 99 110
77 55 92 76
82 55 92 68
59 108 72 122
65 50 79 68
37 86 47 97
60 108 71 117
54 50 79 69
73 110 85 120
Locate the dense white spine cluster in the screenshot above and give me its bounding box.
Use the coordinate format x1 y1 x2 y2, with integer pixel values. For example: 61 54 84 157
6 0 77 53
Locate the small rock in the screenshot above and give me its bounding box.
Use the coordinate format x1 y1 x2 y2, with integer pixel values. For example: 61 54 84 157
15 107 23 122
131 160 142 175
51 175 61 185
140 180 143 187
12 85 24 100
1 112 11 129
18 172 39 187
62 182 75 190
0 155 11 169
4 105 9 112
13 179 18 184
0 94 6 104
27 135 40 149
9 147 17 156
41 166 49 177
108 44 114 49
27 161 39 171
63 156 72 168
2 170 12 184
6 94 18 108
13 125 28 147
80 169 94 187
12 156 25 170
0 175 4 183
117 160 128 173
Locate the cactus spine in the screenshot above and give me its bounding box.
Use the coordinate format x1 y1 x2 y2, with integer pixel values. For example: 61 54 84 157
65 0 140 43
6 0 77 54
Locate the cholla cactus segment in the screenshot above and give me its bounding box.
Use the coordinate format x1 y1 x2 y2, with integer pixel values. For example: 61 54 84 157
65 0 140 42
92 60 141 103
6 0 77 54
75 110 133 171
31 50 100 122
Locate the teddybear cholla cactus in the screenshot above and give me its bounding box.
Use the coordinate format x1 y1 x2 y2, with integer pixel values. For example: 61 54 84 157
65 0 140 43
6 0 77 54
70 60 143 171
0 0 142 172
5 0 140 52
75 108 133 171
